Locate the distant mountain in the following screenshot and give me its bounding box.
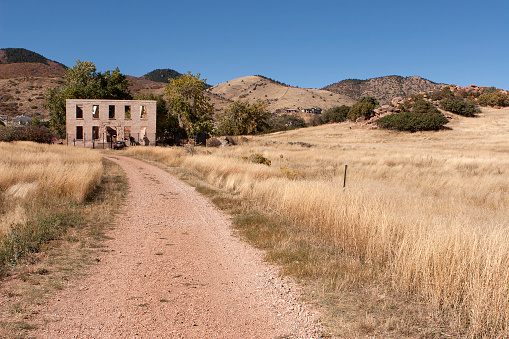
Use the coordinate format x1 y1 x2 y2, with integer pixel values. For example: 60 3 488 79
323 75 446 104
0 48 67 78
141 68 182 83
142 68 214 90
0 48 67 68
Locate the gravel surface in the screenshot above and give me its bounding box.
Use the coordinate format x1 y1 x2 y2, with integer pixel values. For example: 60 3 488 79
31 155 324 338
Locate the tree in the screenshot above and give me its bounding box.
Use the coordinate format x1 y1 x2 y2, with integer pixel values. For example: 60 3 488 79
134 93 169 138
216 99 270 135
44 60 132 137
265 114 307 133
321 105 351 123
439 98 478 117
164 72 214 138
478 91 509 107
347 96 379 120
376 99 448 132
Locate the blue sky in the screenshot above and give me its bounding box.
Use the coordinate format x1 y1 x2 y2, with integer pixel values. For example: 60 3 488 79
1 0 508 89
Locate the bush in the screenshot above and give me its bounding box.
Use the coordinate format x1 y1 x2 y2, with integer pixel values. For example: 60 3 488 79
439 98 479 117
377 99 448 132
242 153 271 166
265 114 307 133
348 96 379 120
429 86 455 101
321 105 351 123
0 125 53 143
478 91 509 107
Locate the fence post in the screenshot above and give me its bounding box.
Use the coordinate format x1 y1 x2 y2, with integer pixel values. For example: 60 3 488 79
343 165 348 189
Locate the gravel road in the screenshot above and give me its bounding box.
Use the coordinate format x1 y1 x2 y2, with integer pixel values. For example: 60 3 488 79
32 155 323 338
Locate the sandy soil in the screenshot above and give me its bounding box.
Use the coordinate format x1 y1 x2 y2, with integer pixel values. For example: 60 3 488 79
31 155 323 338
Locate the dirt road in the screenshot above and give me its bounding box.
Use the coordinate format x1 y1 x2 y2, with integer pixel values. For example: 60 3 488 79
32 155 322 338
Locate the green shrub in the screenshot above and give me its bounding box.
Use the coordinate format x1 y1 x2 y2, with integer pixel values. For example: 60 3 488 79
478 91 509 107
377 99 448 132
429 86 455 101
0 125 53 143
321 105 351 123
439 98 479 117
348 96 379 120
242 153 271 166
265 114 307 133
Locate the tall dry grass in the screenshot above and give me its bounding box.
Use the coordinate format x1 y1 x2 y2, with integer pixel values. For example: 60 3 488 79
0 141 103 248
124 107 509 337
0 141 103 203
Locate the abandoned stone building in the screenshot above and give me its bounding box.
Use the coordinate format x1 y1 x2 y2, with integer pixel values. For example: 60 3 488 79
66 99 157 147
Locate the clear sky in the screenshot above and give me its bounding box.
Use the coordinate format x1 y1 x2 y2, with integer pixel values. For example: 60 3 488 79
1 0 508 89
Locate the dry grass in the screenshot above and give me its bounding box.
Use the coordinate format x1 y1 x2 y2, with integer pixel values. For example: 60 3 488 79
0 141 104 271
0 141 103 204
124 107 509 337
0 153 127 338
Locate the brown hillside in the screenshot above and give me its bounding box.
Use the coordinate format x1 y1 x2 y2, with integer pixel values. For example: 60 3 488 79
323 75 446 104
0 77 64 118
0 62 66 79
209 76 355 114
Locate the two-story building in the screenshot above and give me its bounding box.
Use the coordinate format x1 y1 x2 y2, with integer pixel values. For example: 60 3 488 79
66 99 157 147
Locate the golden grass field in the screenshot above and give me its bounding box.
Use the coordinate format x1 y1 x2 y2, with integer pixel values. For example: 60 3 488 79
0 141 103 240
123 107 509 337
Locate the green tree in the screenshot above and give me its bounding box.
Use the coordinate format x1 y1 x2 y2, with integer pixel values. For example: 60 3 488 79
321 105 351 123
134 93 169 138
31 116 41 126
164 72 214 138
44 60 132 137
265 114 307 133
347 96 379 120
478 91 509 107
377 99 448 132
439 98 478 117
216 99 270 135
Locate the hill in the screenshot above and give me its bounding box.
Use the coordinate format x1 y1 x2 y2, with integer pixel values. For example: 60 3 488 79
209 75 355 115
0 48 67 79
141 68 182 83
323 75 445 104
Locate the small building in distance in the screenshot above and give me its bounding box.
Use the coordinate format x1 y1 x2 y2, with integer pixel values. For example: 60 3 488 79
301 108 322 114
12 115 33 125
66 99 156 147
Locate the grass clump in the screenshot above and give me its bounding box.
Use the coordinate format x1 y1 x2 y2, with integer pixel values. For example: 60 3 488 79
242 153 271 166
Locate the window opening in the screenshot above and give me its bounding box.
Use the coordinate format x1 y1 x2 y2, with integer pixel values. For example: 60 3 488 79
92 105 99 119
140 106 147 119
92 126 99 140
109 105 115 119
76 126 83 140
76 105 83 119
125 105 131 119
